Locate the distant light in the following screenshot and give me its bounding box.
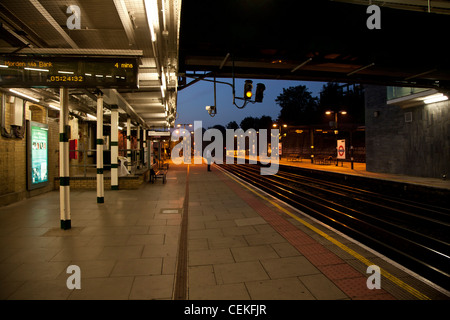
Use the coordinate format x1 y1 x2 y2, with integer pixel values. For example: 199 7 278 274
340 111 347 115
325 111 332 115
424 93 448 104
58 70 74 74
283 124 287 128
272 123 277 127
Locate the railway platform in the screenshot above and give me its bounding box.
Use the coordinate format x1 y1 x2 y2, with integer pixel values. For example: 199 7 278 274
278 157 450 191
0 161 448 302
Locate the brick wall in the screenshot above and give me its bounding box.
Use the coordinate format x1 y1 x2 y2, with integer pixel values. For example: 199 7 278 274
53 170 150 190
0 94 58 206
365 85 450 178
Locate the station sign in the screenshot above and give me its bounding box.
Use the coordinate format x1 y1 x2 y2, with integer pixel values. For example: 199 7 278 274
0 55 138 89
337 139 346 159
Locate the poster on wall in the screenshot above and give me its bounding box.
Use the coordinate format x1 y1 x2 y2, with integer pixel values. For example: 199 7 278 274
27 121 49 190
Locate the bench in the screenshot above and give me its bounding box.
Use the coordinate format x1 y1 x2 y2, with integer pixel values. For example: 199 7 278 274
314 156 333 165
150 163 167 184
286 153 302 162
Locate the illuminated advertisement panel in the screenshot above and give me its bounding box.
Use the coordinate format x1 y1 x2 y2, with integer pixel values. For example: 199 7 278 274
27 121 49 190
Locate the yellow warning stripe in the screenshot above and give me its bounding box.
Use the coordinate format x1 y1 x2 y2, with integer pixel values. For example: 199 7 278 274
221 169 431 300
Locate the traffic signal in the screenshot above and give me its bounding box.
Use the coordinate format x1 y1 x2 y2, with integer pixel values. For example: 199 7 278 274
244 80 253 100
255 83 266 102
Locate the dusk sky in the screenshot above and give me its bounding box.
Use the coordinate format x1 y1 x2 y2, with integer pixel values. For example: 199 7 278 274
176 78 327 129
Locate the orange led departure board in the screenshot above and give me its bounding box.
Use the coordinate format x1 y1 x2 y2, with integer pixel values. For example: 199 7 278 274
0 56 138 89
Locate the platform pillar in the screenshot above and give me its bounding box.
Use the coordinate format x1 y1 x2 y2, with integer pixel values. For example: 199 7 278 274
137 126 141 169
127 117 131 172
143 129 147 167
59 87 71 229
111 105 119 190
96 92 104 203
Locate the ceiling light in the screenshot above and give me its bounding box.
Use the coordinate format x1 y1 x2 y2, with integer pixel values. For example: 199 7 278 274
424 93 448 104
144 0 159 42
9 89 40 103
58 70 74 74
24 67 49 72
86 113 97 120
49 104 60 110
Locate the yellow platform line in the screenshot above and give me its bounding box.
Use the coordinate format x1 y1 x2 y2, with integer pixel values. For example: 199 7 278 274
220 168 431 300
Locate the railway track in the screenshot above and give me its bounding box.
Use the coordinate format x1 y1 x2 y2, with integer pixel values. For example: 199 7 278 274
218 163 450 291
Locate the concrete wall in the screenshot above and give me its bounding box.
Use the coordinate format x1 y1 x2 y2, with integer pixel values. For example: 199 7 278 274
365 85 449 179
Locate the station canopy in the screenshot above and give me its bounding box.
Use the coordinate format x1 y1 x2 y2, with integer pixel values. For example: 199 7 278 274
1 0 450 130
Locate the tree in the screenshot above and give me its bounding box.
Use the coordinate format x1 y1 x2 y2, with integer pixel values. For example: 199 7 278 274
240 117 258 132
226 121 239 130
210 124 226 136
318 82 365 125
257 115 273 130
275 85 318 125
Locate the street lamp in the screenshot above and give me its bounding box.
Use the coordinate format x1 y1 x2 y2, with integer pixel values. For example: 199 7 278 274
326 110 352 167
325 110 346 134
272 123 287 139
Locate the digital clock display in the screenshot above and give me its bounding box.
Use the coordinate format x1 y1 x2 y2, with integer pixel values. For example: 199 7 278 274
48 75 85 83
0 56 138 89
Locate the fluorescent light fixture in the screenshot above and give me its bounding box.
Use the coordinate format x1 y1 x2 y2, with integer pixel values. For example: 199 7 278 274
0 65 8 68
118 126 123 130
424 93 448 104
58 70 74 74
9 89 40 103
85 73 92 76
144 0 159 42
25 67 49 72
49 104 60 110
86 113 97 120
96 74 103 78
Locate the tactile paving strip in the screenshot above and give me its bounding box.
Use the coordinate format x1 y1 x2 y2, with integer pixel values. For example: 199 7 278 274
215 169 396 300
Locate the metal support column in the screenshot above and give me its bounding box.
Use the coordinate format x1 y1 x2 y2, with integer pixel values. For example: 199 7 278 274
96 92 104 203
127 117 131 172
59 87 71 230
110 105 119 190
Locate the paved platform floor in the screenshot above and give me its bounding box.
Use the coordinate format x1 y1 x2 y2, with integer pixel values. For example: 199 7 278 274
0 162 448 300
